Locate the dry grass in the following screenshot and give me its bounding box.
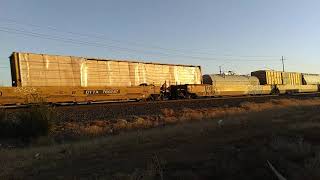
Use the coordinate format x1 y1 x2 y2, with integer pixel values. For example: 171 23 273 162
113 154 165 180
1 102 320 179
47 98 320 139
2 98 320 179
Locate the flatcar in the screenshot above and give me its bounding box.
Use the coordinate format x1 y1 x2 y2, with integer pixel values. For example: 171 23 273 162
0 85 160 106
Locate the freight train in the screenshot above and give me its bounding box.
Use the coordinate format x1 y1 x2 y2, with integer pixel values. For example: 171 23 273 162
170 72 320 99
0 52 319 106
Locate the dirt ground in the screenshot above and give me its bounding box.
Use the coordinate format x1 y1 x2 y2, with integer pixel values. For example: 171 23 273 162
1 98 320 180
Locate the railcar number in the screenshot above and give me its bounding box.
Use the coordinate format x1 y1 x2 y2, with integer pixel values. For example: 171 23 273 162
84 89 120 95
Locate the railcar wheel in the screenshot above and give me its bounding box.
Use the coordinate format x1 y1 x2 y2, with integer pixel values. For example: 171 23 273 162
146 96 154 101
271 88 280 95
149 94 160 101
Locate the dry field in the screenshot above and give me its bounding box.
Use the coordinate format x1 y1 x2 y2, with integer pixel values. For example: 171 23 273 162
1 98 320 179
51 98 320 140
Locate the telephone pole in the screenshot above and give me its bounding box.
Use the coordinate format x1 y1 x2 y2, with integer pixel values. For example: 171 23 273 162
281 56 285 72
219 65 222 75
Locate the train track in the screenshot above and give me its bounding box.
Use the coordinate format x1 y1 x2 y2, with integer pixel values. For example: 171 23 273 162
2 92 320 109
4 93 320 122
56 92 320 108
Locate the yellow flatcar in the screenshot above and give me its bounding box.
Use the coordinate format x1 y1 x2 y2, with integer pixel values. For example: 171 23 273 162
0 85 160 106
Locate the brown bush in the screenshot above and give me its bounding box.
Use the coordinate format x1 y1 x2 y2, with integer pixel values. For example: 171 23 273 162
90 120 108 127
113 119 129 131
131 117 150 129
161 108 175 117
0 108 6 121
0 106 56 138
82 125 105 136
163 116 179 124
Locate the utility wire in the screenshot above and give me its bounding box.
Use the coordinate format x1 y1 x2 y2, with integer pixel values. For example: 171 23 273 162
0 17 279 59
0 26 280 63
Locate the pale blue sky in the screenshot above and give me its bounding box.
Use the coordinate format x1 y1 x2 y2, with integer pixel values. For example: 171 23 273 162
0 0 319 86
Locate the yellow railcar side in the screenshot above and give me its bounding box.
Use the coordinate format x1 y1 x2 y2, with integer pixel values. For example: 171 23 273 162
0 86 160 106
276 85 318 94
251 70 303 85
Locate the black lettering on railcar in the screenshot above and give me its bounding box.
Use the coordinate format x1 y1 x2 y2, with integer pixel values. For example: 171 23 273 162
84 89 120 95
